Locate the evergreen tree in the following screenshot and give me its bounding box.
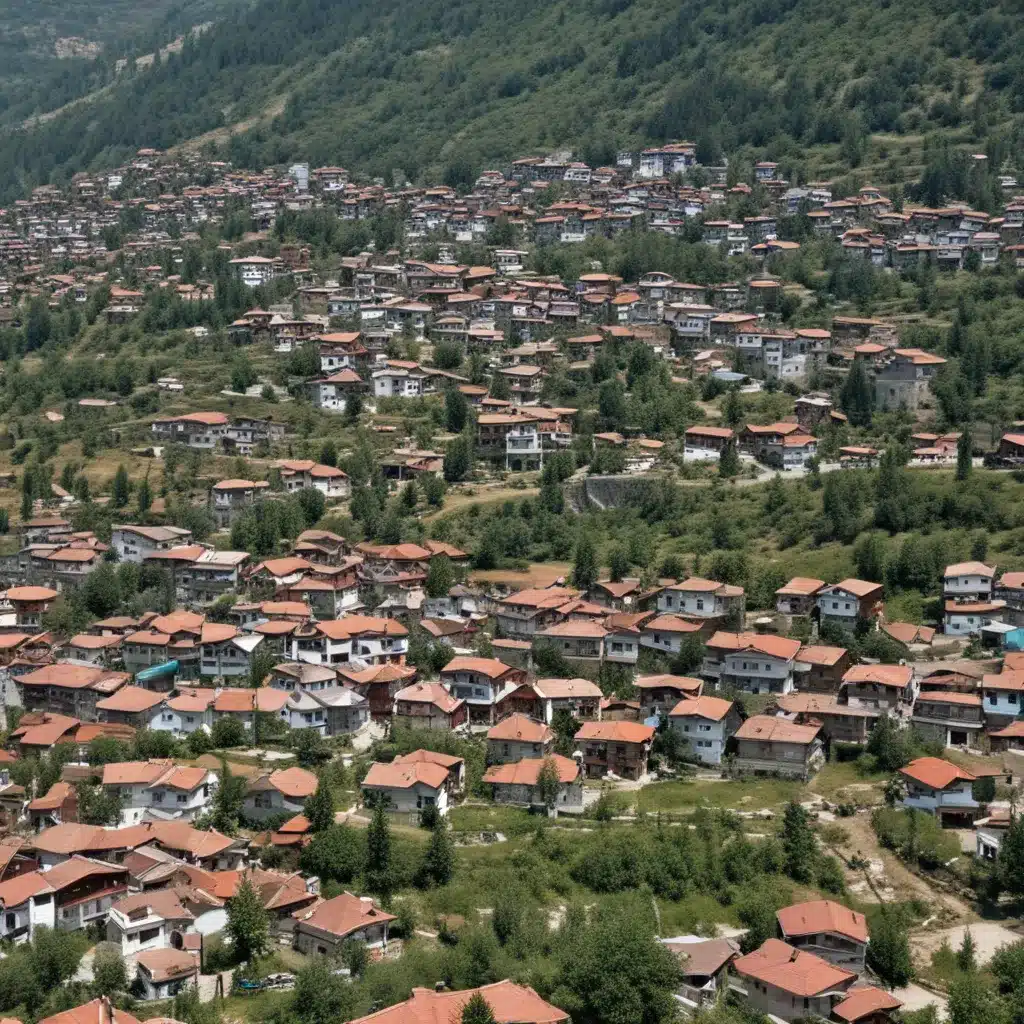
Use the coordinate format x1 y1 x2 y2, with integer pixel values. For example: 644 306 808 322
366 803 394 899
867 909 914 987
957 928 977 973
571 533 598 591
445 388 469 432
421 815 455 886
111 464 130 508
211 759 247 834
957 429 972 481
723 388 744 427
304 776 336 833
136 476 152 516
718 441 740 478
781 801 816 882
461 992 498 1024
608 546 630 583
444 434 472 482
227 876 270 962
426 553 455 598
319 440 338 467
840 357 874 427
998 813 1024 897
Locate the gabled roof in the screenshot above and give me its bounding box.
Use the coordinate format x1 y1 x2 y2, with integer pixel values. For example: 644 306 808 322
776 900 867 943
487 714 552 744
346 981 568 1024
899 756 975 790
362 761 448 791
833 987 903 1023
38 1000 141 1024
734 715 820 745
574 721 655 744
668 696 734 722
483 755 578 786
733 938 856 997
293 890 396 938
394 682 463 714
841 664 912 688
441 656 516 679
822 578 882 598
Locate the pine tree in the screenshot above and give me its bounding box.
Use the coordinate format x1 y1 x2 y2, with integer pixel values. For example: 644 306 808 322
461 992 498 1024
444 434 472 482
571 533 598 591
956 428 972 481
227 876 270 962
304 776 335 833
719 442 740 479
366 803 393 899
957 928 977 972
445 388 468 432
136 476 152 516
421 815 455 886
840 357 873 427
998 813 1024 896
781 801 816 882
723 388 744 427
608 546 630 583
111 464 130 508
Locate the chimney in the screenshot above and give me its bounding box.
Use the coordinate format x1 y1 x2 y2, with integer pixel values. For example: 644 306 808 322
435 981 446 993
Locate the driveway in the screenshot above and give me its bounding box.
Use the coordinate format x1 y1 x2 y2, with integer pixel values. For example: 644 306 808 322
894 984 948 1019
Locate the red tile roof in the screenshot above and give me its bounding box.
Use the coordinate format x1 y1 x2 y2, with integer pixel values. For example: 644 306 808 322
346 981 568 1024
899 756 975 790
293 890 396 938
733 938 856 997
776 900 867 943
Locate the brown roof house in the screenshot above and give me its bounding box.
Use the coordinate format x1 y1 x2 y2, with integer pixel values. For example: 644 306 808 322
486 714 554 765
574 721 655 781
776 900 868 972
293 891 396 956
732 716 825 780
482 755 583 816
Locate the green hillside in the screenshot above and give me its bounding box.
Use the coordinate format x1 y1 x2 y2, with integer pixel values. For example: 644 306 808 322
0 0 245 137
3 0 1024 199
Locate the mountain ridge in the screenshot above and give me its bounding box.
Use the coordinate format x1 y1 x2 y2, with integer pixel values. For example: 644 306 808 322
1 0 1023 200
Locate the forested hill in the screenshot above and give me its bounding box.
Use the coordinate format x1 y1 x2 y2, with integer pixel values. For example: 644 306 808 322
0 0 244 139
3 0 1024 198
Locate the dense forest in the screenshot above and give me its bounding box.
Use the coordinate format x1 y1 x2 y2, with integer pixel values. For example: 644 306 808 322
4 0 1024 199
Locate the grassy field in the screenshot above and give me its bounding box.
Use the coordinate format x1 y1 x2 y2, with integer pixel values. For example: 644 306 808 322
637 776 807 814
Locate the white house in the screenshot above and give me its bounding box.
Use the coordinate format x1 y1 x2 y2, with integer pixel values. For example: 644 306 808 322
703 632 802 694
0 870 56 943
149 690 215 737
280 686 369 736
656 577 745 619
361 760 449 822
943 561 996 603
134 948 199 1001
943 599 1006 636
816 579 883 628
731 939 857 1021
106 889 201 955
101 761 217 826
899 756 979 825
668 695 740 766
229 255 279 287
980 671 1024 725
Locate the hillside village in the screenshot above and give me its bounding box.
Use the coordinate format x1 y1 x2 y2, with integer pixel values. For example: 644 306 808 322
0 143 1022 1024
